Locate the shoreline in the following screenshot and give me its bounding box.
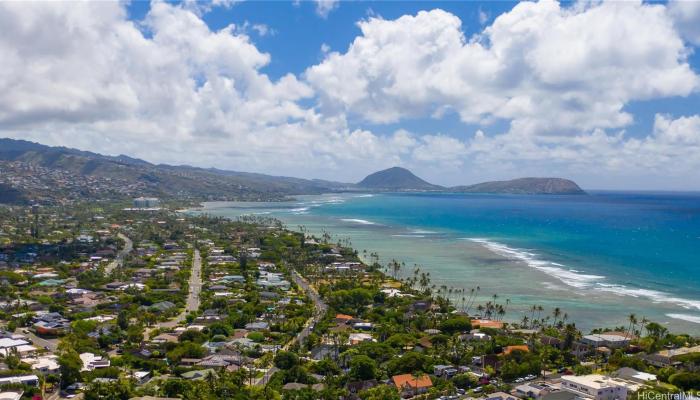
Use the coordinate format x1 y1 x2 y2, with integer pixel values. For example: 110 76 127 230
187 195 700 334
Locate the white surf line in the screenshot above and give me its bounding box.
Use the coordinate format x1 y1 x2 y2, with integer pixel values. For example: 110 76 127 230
466 237 700 311
340 218 377 225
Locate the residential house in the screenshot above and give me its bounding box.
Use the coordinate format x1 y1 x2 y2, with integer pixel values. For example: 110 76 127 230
244 321 269 331
487 392 520 400
514 383 551 399
392 374 433 397
614 368 657 385
32 312 70 335
433 364 458 378
79 352 110 371
581 333 632 349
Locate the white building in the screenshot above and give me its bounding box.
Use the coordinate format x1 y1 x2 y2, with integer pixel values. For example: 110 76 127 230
133 197 160 209
561 375 627 400
21 355 60 374
79 352 110 372
581 333 631 349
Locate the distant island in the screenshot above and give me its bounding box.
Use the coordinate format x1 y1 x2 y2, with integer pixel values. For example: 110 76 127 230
0 138 585 204
451 177 586 195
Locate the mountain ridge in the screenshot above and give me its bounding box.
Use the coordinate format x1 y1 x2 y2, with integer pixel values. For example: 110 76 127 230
0 138 585 203
0 138 350 203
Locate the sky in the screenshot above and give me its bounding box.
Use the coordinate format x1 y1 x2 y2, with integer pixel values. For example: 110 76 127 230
1 0 700 190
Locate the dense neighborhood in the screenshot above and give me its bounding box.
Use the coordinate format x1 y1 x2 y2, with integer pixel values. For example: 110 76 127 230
0 199 698 400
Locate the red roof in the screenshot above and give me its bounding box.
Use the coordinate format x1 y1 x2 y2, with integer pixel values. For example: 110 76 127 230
392 373 433 390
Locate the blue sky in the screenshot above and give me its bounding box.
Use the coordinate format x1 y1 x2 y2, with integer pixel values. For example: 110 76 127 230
1 0 699 189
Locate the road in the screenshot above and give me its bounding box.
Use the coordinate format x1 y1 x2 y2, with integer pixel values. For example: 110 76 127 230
255 269 327 386
104 233 132 275
145 248 201 336
184 248 202 315
289 269 327 348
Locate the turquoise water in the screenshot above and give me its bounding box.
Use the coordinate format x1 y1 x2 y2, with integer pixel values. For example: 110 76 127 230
193 192 700 333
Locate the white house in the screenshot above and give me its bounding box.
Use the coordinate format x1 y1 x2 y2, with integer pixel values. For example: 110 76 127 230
561 375 627 400
79 352 110 372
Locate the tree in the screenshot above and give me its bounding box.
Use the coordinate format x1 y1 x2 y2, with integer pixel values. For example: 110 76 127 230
440 317 472 334
274 351 300 370
359 385 400 400
126 324 144 344
349 355 378 380
58 349 82 388
84 378 134 400
179 329 207 343
386 352 428 376
167 341 206 363
669 372 700 390
452 373 477 389
208 322 232 338
248 332 265 342
239 251 248 272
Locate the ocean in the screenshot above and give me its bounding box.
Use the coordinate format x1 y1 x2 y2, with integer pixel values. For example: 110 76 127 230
191 191 700 334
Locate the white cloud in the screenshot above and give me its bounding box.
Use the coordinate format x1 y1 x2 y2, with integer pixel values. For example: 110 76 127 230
651 114 700 145
668 0 700 45
0 1 381 180
461 114 700 185
306 2 698 135
314 0 338 19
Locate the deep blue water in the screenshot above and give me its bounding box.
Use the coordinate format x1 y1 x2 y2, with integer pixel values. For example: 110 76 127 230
311 191 700 295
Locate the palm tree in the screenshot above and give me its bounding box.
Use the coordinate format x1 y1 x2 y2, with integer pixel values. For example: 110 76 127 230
466 286 480 314
552 307 562 327
502 298 510 321
465 287 475 313
521 315 530 328
640 316 649 337
497 305 505 321
389 259 401 280
627 314 637 339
